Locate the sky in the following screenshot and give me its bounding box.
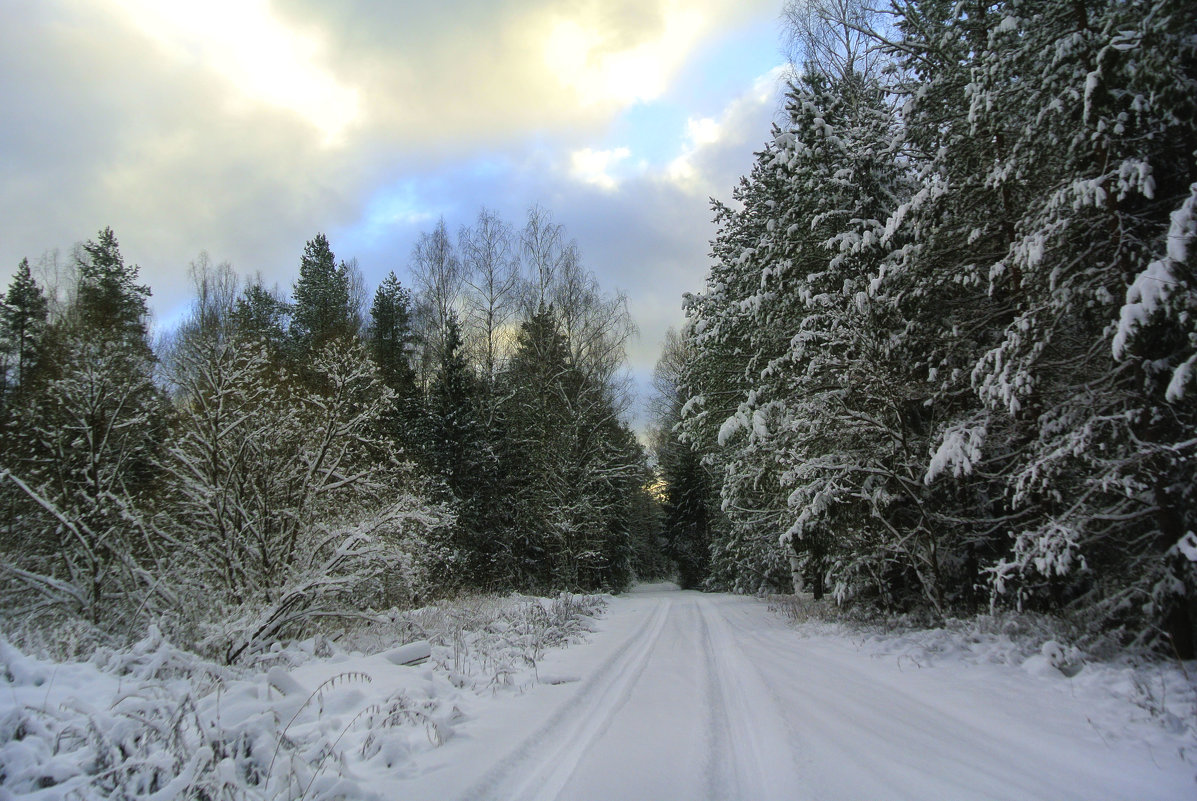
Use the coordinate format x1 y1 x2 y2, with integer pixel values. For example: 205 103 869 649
0 0 790 431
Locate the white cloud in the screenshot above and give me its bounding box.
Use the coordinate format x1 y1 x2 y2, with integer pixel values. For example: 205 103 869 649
666 65 786 194
543 1 706 107
686 116 722 146
570 147 633 190
106 0 360 145
0 0 784 417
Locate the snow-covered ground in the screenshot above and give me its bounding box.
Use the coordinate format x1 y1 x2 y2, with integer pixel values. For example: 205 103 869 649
400 585 1196 801
3 585 1195 800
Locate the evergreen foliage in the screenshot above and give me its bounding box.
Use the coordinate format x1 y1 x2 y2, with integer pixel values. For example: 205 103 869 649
368 271 425 453
0 259 48 399
291 233 354 358
1 229 166 635
0 214 658 657
675 0 1197 654
369 272 418 395
234 280 289 339
494 307 641 591
75 227 151 344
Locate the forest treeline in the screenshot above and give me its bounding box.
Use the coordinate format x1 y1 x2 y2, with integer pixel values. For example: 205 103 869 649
0 208 667 663
657 0 1197 656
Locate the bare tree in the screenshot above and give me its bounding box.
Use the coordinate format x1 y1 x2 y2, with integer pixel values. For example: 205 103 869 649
186 254 239 335
342 256 370 336
552 248 636 394
156 254 241 388
410 217 463 382
164 332 447 662
783 0 887 80
459 208 521 382
520 204 568 315
649 327 690 427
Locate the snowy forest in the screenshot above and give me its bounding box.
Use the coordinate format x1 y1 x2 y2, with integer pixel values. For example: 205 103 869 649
2 0 1196 668
657 0 1197 657
0 208 667 664
4 1 1197 798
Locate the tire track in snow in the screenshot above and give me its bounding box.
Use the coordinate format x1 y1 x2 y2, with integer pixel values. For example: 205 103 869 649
717 596 1176 801
696 596 806 801
458 598 673 801
725 599 1021 797
694 597 733 801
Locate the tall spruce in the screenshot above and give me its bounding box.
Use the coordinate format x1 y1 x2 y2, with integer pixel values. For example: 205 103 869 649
291 233 354 359
233 279 290 353
368 271 425 452
0 258 48 399
1 229 166 634
430 313 483 498
76 227 151 345
499 307 639 591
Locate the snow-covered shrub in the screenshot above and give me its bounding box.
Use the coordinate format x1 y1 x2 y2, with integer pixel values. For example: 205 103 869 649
0 627 461 801
336 593 605 691
160 333 453 663
0 336 169 642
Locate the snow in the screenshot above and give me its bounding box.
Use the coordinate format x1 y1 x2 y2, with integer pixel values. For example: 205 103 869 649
3 587 1194 800
417 588 1196 801
382 640 432 666
1166 354 1195 403
0 630 454 800
996 15 1020 34
677 393 705 419
1114 181 1197 380
0 595 603 800
1174 531 1197 563
717 411 745 446
925 423 986 483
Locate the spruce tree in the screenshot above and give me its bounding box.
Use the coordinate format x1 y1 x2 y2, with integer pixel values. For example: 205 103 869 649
429 312 497 583
369 272 417 393
368 271 425 452
291 233 353 359
0 258 48 398
233 280 290 352
674 0 1197 647
498 308 575 589
1 228 165 632
659 430 713 590
430 312 482 499
76 227 151 345
498 306 640 591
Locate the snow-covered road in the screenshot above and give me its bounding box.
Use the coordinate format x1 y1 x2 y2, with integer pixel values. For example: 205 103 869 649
393 585 1194 801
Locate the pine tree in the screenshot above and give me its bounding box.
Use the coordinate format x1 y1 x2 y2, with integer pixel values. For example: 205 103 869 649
368 271 425 452
232 279 290 352
0 258 48 399
1 230 166 632
75 227 151 345
291 233 354 359
430 313 483 497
